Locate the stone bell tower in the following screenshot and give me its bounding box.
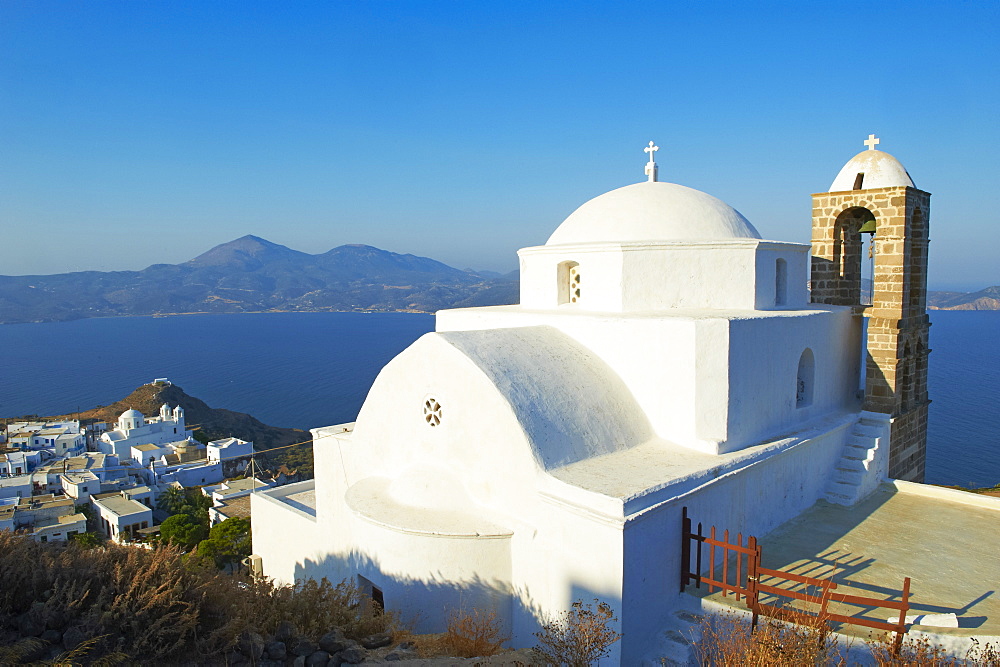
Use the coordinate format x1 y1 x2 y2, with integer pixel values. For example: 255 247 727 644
810 135 930 482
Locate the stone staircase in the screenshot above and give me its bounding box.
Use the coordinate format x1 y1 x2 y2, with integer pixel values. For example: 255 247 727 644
825 415 885 506
640 608 703 665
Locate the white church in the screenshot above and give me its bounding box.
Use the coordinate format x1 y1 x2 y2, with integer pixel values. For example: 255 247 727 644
252 138 932 663
98 404 193 459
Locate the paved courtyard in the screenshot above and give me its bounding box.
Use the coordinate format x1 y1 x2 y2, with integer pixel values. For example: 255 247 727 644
692 484 1000 638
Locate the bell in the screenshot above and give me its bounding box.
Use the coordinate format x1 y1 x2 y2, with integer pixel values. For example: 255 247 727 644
859 219 877 235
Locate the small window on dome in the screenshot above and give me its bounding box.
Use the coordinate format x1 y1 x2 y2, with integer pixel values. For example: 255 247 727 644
853 173 865 190
423 397 442 427
557 261 581 305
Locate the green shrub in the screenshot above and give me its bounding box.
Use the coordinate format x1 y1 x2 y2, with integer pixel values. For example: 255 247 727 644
69 531 103 549
160 513 207 549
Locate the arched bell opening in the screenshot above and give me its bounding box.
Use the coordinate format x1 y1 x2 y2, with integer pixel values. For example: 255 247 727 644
833 207 876 306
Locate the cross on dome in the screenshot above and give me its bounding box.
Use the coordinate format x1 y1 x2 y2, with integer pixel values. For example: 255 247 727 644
644 141 659 182
644 141 659 161
864 134 880 151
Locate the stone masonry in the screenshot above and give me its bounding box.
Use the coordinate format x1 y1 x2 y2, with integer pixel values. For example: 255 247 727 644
811 185 931 482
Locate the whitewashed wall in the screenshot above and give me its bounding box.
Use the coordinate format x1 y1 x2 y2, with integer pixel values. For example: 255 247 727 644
620 416 855 663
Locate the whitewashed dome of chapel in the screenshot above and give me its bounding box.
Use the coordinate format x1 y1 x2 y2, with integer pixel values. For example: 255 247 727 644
546 181 761 246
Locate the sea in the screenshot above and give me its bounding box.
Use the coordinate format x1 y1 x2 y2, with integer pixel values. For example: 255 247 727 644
0 310 996 488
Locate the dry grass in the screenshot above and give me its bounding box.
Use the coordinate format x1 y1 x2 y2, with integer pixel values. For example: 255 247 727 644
413 607 509 658
867 632 958 666
694 608 999 666
967 638 1000 666
693 608 847 667
869 632 1000 666
0 532 396 663
532 599 622 666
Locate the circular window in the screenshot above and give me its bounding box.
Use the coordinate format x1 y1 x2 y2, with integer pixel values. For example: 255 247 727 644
423 398 442 427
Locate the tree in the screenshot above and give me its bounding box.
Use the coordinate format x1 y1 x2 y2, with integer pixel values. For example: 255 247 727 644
182 489 213 525
158 486 212 524
209 517 251 554
160 514 207 550
195 517 251 569
195 538 223 566
157 486 187 515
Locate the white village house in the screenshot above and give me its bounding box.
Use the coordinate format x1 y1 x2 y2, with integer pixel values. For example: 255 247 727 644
5 420 86 458
206 437 253 462
91 491 153 543
251 139 971 662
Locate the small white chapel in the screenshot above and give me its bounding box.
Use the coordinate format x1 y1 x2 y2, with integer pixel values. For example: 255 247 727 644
252 137 931 663
98 404 193 459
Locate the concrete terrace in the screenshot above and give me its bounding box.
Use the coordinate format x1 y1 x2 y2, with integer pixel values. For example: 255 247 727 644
691 482 1000 638
257 480 317 518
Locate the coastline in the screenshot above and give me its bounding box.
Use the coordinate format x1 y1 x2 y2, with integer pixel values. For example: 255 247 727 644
0 306 436 327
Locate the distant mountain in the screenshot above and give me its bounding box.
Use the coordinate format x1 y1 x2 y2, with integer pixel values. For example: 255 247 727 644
928 286 1000 310
0 236 519 324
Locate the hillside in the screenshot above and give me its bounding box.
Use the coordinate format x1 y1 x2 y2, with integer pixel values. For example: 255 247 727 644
38 382 314 477
928 286 1000 310
0 236 519 324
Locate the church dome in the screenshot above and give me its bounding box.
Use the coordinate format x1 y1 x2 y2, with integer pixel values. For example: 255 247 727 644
120 409 143 420
546 181 761 246
829 149 914 191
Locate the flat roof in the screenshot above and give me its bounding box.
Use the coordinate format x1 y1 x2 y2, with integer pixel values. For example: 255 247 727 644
209 437 248 447
95 496 150 518
693 483 1000 637
257 481 318 518
221 478 268 493
34 513 87 531
133 443 164 452
60 471 98 483
215 494 252 519
20 493 54 504
16 497 73 510
543 412 862 516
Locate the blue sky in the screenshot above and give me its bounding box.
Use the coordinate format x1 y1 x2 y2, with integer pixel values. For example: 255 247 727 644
1 1 997 290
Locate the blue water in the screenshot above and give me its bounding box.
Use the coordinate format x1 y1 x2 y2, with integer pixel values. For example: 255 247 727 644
0 312 434 430
0 311 996 487
924 311 1000 487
